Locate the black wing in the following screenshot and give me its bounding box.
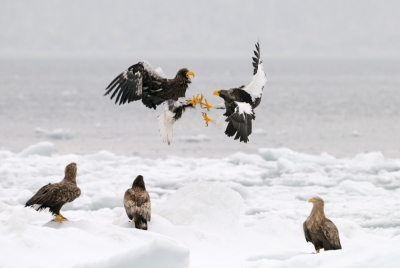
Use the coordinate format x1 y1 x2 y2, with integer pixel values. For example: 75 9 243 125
224 102 254 143
104 62 166 109
252 42 262 75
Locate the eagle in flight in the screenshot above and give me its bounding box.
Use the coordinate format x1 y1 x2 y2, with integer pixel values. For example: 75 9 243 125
104 61 199 144
25 163 81 222
202 42 267 143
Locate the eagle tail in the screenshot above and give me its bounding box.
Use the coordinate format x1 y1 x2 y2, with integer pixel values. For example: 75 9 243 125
158 110 176 145
135 216 148 230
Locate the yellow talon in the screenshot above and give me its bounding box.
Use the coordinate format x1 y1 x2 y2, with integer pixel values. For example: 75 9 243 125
203 99 213 111
197 94 205 108
53 214 67 223
202 112 212 126
188 94 199 107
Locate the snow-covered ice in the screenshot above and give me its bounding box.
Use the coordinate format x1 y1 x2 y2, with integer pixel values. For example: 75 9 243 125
1 143 400 267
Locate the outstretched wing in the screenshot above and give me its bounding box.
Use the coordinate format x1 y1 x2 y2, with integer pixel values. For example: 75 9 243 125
25 182 81 210
322 219 342 249
104 61 167 108
124 189 151 222
225 102 254 143
244 42 267 101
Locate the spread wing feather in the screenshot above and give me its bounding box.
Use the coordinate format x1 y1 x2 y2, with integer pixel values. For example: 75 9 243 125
104 61 167 108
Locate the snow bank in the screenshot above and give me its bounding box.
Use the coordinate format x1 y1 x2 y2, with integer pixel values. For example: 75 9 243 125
17 141 54 157
75 239 189 268
154 181 243 232
1 146 400 267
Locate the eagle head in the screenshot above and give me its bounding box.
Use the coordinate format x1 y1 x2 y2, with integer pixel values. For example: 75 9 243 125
308 196 324 207
132 175 146 190
176 68 195 83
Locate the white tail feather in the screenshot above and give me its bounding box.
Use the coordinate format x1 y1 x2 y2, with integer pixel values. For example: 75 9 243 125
32 204 42 211
157 110 176 145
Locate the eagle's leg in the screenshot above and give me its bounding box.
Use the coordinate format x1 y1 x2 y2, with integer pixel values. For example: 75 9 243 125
202 112 213 126
53 214 68 223
200 99 213 111
188 94 200 107
316 249 320 254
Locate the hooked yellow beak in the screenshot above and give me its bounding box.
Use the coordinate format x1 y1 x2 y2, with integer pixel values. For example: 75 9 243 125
186 71 195 81
308 198 316 203
213 90 219 96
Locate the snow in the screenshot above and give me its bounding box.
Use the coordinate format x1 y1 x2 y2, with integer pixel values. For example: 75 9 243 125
1 144 400 267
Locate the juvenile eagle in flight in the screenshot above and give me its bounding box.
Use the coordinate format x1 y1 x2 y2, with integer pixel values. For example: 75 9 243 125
202 42 267 143
124 175 151 230
25 163 81 222
303 197 342 253
104 61 198 144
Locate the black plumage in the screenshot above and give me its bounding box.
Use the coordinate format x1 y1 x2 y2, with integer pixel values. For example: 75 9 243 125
124 175 151 230
211 42 266 143
25 163 81 222
104 61 194 110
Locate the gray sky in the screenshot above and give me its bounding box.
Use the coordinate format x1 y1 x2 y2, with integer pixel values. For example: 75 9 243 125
1 0 399 59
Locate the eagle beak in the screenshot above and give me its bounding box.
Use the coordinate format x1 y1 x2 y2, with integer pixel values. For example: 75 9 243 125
186 71 195 81
213 90 219 96
308 198 315 203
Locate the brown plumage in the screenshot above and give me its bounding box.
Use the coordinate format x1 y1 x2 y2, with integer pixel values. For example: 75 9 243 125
25 163 81 222
124 175 151 230
303 197 342 253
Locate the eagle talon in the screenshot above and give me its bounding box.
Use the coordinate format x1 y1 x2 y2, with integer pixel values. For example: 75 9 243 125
53 214 68 223
188 94 199 107
197 94 205 108
201 99 213 111
202 112 212 126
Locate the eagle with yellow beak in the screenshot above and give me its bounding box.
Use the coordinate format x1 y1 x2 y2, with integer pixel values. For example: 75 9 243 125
201 42 267 143
104 61 197 144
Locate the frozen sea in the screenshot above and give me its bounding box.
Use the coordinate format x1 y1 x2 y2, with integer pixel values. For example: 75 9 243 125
0 59 400 268
1 58 399 158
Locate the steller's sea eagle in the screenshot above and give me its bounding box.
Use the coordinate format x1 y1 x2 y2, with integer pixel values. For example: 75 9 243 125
123 175 151 230
104 61 199 145
25 163 81 222
202 42 267 143
303 197 342 253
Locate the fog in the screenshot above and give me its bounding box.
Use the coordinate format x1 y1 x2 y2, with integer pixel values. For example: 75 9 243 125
1 0 399 59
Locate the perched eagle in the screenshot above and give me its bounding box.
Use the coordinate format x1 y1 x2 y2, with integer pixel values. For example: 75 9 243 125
303 197 342 253
123 175 151 230
202 42 267 143
25 163 81 222
104 61 197 144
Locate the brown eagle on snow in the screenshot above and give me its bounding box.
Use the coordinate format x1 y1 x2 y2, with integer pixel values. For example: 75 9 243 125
124 175 151 230
303 197 342 253
104 61 198 145
25 163 81 222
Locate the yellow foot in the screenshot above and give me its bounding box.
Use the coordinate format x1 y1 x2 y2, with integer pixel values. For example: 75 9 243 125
201 99 213 111
202 112 213 126
53 214 68 223
316 249 320 254
197 94 205 108
188 94 199 107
